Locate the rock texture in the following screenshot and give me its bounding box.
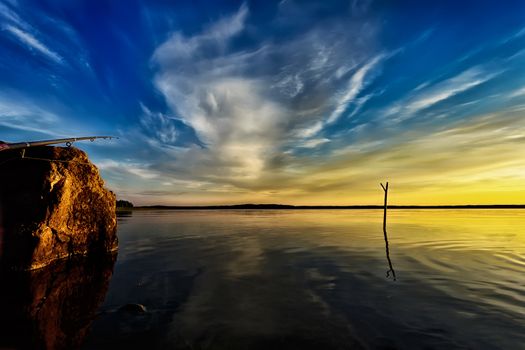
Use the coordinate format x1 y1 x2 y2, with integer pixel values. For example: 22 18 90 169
0 146 117 270
0 254 116 350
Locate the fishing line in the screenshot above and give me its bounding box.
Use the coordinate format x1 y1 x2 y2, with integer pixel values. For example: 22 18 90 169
0 154 92 166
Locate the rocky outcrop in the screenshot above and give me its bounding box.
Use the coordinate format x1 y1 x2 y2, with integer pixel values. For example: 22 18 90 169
0 146 117 270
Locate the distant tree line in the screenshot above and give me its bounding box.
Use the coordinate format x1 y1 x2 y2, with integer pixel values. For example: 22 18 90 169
116 200 134 208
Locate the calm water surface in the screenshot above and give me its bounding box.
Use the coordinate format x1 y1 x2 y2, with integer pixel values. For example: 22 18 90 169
83 210 525 349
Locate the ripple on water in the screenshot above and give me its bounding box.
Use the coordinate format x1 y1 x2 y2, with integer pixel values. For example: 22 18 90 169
82 209 525 349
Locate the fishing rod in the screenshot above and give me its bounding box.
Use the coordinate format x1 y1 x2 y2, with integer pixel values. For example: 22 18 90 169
0 136 117 152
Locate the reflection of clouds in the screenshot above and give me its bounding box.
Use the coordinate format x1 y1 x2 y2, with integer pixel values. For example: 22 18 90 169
87 210 525 348
223 235 264 278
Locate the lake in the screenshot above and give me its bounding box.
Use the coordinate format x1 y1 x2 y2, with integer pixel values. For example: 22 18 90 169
79 209 525 349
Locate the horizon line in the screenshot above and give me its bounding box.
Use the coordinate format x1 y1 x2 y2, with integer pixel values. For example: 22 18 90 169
124 203 525 210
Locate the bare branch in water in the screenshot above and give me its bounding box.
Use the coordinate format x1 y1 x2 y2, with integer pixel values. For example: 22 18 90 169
381 182 396 281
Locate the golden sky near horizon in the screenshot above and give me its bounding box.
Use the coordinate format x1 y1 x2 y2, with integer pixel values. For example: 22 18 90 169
3 1 525 206
105 109 525 206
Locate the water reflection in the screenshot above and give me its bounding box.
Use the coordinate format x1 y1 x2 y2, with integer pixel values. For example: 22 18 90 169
0 254 116 350
380 182 396 281
88 210 525 349
116 209 133 218
383 223 397 281
116 210 134 232
83 268 200 349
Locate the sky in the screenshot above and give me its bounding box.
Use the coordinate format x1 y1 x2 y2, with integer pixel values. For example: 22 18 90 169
1 0 525 206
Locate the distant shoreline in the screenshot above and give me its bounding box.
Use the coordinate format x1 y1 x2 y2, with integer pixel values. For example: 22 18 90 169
123 204 525 210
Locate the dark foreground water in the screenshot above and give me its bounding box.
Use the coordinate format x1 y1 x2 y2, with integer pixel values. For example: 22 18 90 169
80 209 525 349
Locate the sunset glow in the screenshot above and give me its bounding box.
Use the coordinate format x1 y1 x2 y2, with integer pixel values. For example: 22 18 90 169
1 1 525 205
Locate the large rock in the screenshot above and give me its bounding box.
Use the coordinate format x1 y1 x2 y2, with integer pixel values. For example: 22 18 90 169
0 254 116 350
0 146 117 270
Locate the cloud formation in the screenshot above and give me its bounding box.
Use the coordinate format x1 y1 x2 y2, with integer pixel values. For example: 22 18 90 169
4 24 63 63
0 92 59 135
2 0 525 205
386 66 500 122
0 1 65 64
151 3 382 188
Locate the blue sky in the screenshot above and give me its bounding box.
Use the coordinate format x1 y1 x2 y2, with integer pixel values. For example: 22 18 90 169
1 0 525 205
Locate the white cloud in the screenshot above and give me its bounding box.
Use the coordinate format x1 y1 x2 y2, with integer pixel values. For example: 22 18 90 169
155 75 285 180
139 103 178 144
326 54 384 124
295 121 324 139
97 159 159 180
0 94 60 135
272 73 304 97
4 24 63 63
500 25 525 44
208 2 248 41
153 3 248 65
347 92 376 118
508 86 525 99
0 2 26 29
148 3 380 189
388 66 500 122
298 138 330 148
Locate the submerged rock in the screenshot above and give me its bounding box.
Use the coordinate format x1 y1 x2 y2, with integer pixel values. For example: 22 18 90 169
0 146 118 270
118 303 147 314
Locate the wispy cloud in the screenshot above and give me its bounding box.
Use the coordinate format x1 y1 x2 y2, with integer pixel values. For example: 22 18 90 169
4 25 63 63
387 66 500 122
0 2 24 27
0 93 60 135
278 111 525 204
507 86 525 99
153 3 248 64
0 92 100 138
1 1 66 65
150 3 381 187
500 25 525 44
298 138 330 149
97 159 160 180
326 54 384 124
139 103 179 145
